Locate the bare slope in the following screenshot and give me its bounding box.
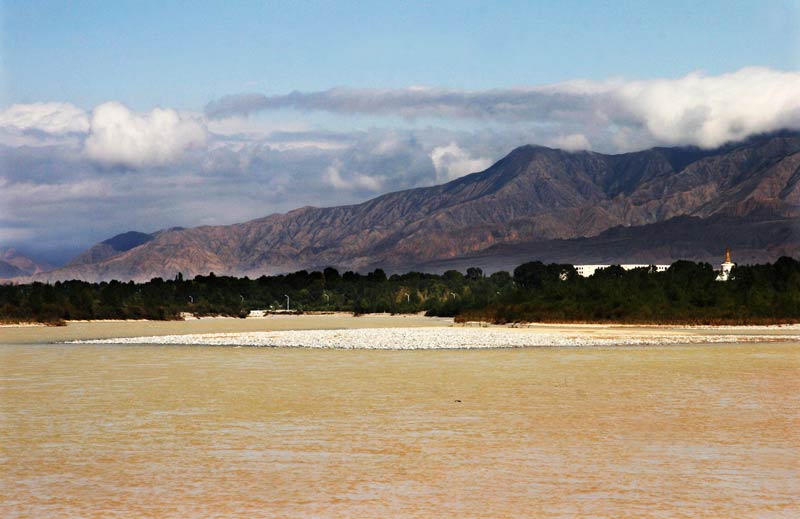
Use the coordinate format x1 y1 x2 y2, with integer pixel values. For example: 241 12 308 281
33 133 800 282
0 248 55 278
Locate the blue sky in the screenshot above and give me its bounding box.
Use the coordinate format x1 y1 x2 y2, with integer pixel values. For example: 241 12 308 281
1 1 799 262
4 1 798 110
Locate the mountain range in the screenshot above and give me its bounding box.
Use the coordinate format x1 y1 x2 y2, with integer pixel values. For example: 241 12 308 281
10 131 800 282
0 248 54 278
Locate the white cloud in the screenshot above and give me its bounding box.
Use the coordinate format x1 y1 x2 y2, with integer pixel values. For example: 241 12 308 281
430 143 492 182
84 102 207 167
615 67 800 148
547 133 591 151
324 161 348 189
0 102 89 134
325 160 384 192
267 139 349 151
207 67 800 149
205 115 311 138
353 174 383 192
0 177 112 205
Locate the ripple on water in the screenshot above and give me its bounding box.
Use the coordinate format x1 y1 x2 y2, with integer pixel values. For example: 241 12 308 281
1 342 798 518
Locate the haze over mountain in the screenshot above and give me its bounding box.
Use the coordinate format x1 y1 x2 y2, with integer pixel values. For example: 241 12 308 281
15 132 800 282
0 248 54 278
66 229 185 267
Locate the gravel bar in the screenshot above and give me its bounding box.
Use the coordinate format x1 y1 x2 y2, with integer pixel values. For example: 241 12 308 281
66 327 800 349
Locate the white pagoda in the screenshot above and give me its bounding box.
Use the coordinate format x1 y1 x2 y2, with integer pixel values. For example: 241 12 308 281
715 247 735 281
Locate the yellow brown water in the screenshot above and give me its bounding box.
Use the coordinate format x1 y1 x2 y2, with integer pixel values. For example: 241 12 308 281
1 325 799 517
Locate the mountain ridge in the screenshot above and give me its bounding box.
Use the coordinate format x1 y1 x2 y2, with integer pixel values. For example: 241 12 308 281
0 248 54 277
409 215 799 274
21 131 800 282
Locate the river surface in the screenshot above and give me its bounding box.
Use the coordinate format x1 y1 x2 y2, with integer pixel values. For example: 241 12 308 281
1 335 798 518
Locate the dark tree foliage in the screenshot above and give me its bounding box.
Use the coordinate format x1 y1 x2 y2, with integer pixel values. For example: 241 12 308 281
466 267 483 280
2 258 799 325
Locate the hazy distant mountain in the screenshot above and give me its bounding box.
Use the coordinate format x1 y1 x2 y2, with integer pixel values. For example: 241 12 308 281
67 231 155 266
0 248 55 278
29 132 800 282
0 260 25 278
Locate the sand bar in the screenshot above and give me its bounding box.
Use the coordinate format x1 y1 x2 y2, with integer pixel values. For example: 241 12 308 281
3 313 799 347
0 313 449 345
67 325 800 349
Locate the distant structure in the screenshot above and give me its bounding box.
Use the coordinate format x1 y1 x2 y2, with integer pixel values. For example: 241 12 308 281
573 264 670 278
715 247 735 281
572 249 735 281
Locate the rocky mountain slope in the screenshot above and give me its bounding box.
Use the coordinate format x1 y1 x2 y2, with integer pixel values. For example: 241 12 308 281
0 248 54 279
30 132 800 282
67 231 156 266
413 215 799 274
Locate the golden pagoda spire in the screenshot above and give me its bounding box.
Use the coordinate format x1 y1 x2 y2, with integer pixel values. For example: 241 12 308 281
724 247 731 264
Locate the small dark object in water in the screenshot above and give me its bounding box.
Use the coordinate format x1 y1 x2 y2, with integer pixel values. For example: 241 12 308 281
454 399 462 403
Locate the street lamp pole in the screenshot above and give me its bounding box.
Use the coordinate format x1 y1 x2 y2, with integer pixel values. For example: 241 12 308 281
284 294 290 311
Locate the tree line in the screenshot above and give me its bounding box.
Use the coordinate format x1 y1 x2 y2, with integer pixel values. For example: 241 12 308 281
1 257 799 325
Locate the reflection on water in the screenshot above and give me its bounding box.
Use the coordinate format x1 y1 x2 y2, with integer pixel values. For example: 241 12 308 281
2 342 798 518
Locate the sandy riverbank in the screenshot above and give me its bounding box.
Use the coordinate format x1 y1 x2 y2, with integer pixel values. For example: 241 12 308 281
0 313 449 344
3 313 799 347
69 326 800 349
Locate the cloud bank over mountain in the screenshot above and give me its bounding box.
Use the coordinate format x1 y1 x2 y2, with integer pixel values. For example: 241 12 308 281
0 102 90 134
1 67 798 261
205 68 800 149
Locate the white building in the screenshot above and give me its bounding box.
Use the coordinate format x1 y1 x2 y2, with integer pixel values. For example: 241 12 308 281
715 248 735 281
574 264 670 278
572 249 735 281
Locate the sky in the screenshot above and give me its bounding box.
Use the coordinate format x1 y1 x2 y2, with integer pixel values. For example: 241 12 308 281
1 1 799 263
